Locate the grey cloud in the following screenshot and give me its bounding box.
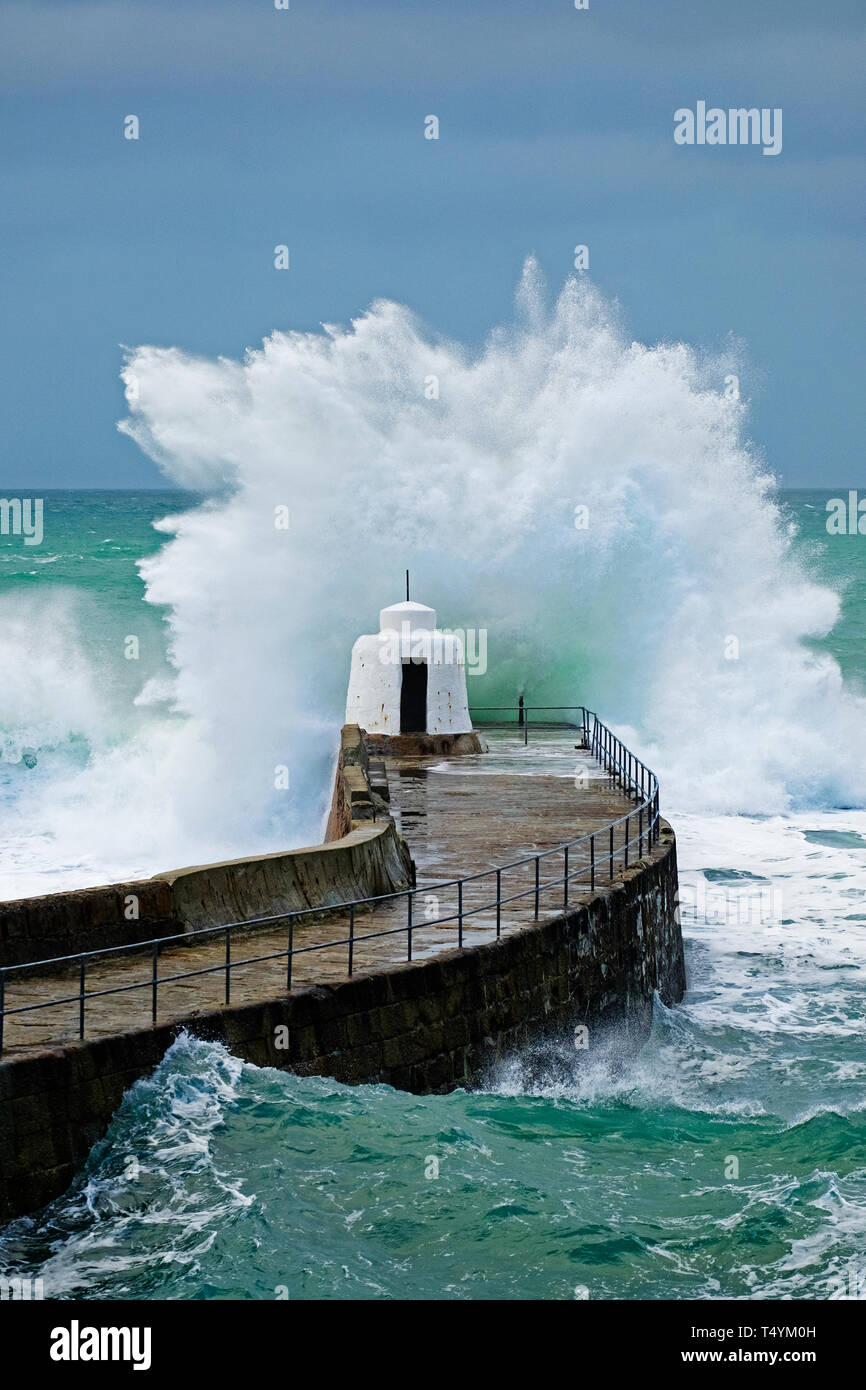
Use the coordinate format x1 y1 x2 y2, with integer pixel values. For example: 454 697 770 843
0 0 863 111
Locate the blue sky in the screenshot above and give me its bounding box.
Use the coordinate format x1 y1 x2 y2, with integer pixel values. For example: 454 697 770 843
1 0 863 488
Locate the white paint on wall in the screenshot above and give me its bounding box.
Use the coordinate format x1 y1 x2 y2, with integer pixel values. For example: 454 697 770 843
345 600 473 735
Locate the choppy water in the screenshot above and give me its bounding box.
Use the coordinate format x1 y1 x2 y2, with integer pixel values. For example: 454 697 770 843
1 487 864 1300
1 274 865 1298
1 990 864 1301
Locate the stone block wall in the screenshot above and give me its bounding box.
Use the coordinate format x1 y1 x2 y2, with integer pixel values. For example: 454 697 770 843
0 727 412 974
0 824 682 1222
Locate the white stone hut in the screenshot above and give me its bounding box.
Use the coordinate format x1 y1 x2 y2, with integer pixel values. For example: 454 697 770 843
345 599 473 737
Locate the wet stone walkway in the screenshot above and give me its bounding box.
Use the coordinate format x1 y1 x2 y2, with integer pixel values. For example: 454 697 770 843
0 731 643 1056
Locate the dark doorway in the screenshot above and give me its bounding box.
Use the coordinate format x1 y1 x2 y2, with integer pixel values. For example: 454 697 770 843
400 660 427 733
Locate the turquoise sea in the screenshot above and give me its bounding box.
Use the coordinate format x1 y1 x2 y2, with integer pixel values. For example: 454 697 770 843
0 486 865 1301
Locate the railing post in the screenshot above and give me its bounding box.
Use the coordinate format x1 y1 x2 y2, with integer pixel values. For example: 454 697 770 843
0 712 662 1056
524 707 529 747
152 942 158 1025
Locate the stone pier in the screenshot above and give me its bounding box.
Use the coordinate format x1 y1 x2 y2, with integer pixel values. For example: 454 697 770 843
0 725 683 1222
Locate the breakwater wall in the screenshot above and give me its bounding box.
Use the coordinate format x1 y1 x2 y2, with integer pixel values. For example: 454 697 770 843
0 726 412 976
0 817 681 1223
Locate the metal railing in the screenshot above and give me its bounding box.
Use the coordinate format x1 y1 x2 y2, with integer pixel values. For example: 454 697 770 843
469 699 589 746
0 708 660 1054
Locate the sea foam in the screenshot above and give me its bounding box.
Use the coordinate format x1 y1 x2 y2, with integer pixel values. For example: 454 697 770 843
1 261 865 893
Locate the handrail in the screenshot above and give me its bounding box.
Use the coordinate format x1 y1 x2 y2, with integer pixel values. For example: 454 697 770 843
0 707 661 1053
470 701 594 746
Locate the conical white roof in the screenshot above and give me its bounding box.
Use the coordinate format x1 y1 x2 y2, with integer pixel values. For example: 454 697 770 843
379 600 436 632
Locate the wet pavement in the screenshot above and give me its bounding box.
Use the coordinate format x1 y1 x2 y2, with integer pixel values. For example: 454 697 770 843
0 731 640 1056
